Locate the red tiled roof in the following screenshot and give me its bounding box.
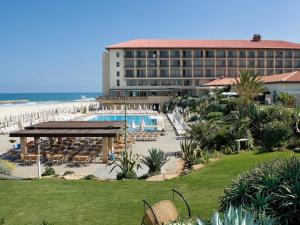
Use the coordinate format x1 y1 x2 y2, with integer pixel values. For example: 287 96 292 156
107 39 300 49
204 71 300 86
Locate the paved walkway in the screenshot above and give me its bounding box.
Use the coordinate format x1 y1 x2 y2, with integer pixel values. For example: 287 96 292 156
10 114 181 179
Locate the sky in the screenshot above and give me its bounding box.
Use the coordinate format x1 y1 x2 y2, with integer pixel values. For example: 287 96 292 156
0 0 300 93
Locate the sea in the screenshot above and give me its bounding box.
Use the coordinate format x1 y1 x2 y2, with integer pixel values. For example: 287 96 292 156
0 92 102 106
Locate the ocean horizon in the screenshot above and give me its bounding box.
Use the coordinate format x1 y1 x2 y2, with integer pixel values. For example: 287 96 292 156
0 92 102 106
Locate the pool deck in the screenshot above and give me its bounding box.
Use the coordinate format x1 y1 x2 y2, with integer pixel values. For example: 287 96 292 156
9 113 181 179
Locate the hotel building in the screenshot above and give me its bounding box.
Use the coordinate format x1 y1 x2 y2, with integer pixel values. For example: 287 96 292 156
101 36 300 106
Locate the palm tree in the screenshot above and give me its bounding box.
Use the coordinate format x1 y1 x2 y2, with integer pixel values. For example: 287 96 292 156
140 148 169 174
233 70 264 115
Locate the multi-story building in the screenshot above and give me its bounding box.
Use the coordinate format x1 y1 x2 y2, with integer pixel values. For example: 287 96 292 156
102 36 300 99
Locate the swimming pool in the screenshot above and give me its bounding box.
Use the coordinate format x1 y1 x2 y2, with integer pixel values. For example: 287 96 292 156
89 114 158 131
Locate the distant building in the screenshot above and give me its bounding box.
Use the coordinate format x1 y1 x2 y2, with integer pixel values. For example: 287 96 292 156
101 36 300 108
204 71 300 105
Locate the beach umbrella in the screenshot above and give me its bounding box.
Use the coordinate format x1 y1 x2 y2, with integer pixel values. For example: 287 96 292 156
140 118 145 131
131 120 136 129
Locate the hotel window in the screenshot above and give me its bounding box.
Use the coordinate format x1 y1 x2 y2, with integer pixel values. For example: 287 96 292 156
216 60 226 67
116 52 120 58
205 59 215 67
247 60 255 68
184 80 192 86
182 59 192 67
257 69 265 76
194 69 203 77
216 69 226 77
125 69 134 78
295 51 300 59
267 69 274 75
275 69 283 74
285 60 293 68
160 50 169 58
148 50 158 58
257 50 265 58
136 60 146 68
125 50 134 58
239 60 246 68
116 80 120 86
228 69 237 77
147 69 157 77
194 50 203 58
136 50 146 58
161 80 172 86
285 69 293 73
295 60 300 68
266 50 274 58
170 68 181 77
150 80 159 86
228 59 237 67
266 60 274 68
160 69 169 77
257 60 265 68
275 50 284 58
160 60 169 67
116 62 120 67
228 50 237 58
275 60 283 68
182 50 192 58
171 60 180 67
285 51 293 59
216 50 226 58
125 60 134 68
116 71 120 77
148 59 157 67
182 69 192 77
205 50 214 58
239 50 246 58
127 80 137 86
205 69 214 77
171 50 180 58
247 51 255 58
174 79 183 86
138 80 148 86
136 69 146 77
193 59 203 67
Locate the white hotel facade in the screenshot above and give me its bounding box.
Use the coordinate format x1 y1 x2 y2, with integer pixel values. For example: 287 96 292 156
102 37 300 100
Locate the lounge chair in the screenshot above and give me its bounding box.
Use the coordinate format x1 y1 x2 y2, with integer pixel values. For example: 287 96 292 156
141 189 191 225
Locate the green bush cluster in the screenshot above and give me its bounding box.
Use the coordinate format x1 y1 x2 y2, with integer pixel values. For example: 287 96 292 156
41 167 56 177
0 159 15 175
220 156 300 225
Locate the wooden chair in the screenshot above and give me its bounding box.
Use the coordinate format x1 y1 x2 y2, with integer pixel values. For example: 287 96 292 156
141 189 191 225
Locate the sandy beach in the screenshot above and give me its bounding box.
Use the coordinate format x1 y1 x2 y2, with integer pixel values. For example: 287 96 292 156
0 101 95 153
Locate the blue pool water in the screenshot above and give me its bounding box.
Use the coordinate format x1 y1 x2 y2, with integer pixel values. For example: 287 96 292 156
89 115 158 131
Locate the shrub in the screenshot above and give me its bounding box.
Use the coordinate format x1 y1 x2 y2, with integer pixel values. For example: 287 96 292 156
276 92 294 106
0 159 15 175
107 150 142 180
180 140 200 169
0 217 4 225
140 148 169 175
116 171 137 180
63 171 74 176
261 120 293 150
40 220 54 225
287 136 300 149
220 156 300 225
83 174 96 180
205 111 224 120
41 167 55 177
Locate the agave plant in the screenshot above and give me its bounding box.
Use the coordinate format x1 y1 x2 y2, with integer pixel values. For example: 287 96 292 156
196 205 276 225
180 140 199 169
140 148 169 174
107 150 142 180
168 205 276 225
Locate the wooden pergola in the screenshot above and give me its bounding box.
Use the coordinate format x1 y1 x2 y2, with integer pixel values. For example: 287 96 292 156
9 121 124 178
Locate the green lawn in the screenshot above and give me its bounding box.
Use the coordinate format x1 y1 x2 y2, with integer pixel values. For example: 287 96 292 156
0 151 297 225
